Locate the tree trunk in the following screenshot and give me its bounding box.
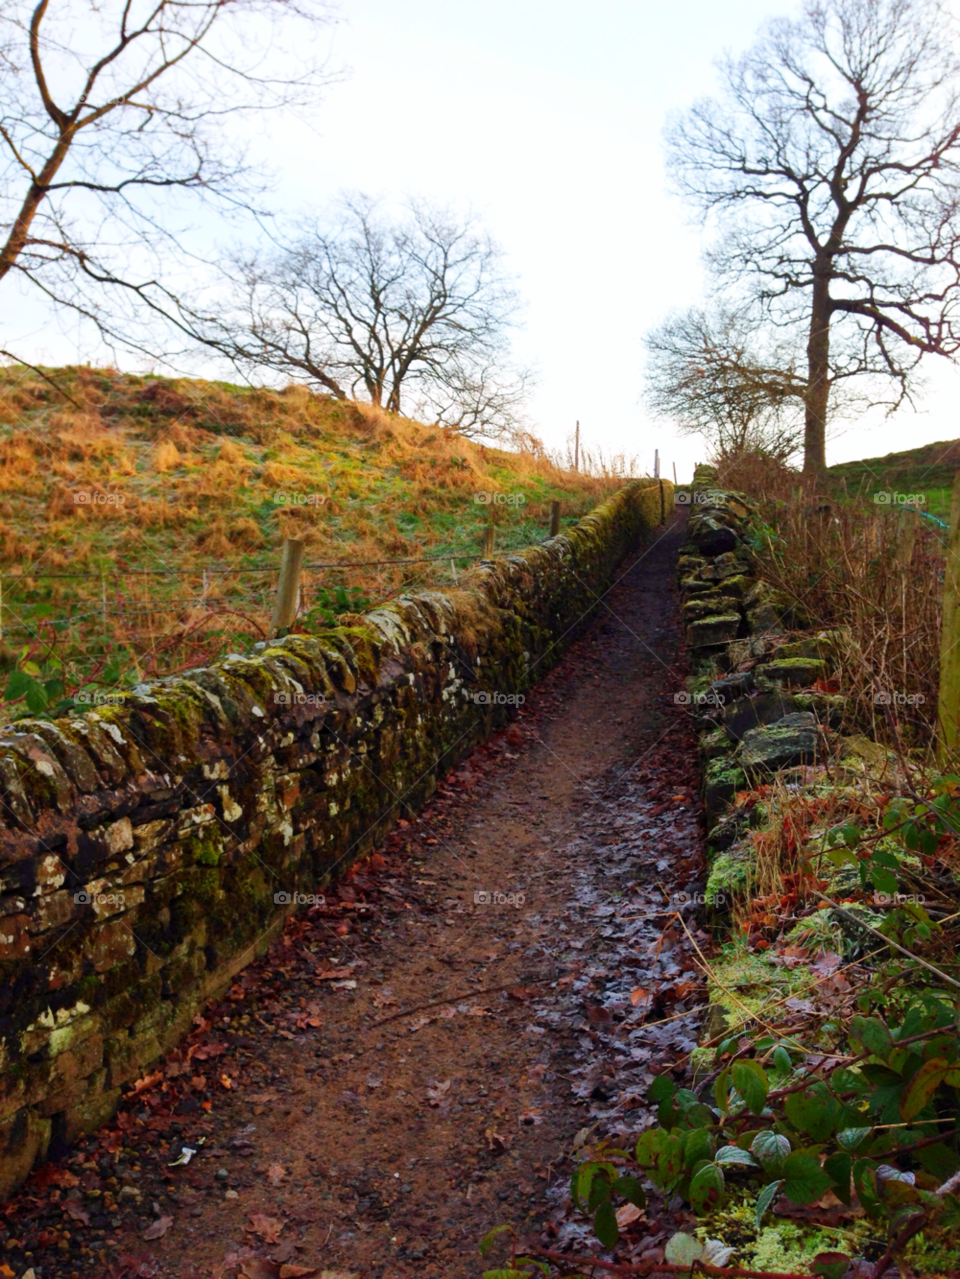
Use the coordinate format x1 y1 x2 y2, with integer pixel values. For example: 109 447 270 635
804 269 831 480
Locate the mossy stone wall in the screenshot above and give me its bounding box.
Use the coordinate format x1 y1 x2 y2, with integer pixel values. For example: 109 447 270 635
0 479 670 1194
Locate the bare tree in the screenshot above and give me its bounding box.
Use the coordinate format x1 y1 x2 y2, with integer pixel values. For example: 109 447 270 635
207 195 528 438
645 307 805 462
667 0 960 478
0 1 332 348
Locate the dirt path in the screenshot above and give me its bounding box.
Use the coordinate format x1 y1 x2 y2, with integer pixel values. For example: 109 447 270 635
0 513 709 1279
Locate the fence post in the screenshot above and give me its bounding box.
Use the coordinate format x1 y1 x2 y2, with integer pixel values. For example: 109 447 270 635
481 525 495 559
272 537 305 635
659 479 665 524
894 505 918 572
549 501 561 537
938 472 960 760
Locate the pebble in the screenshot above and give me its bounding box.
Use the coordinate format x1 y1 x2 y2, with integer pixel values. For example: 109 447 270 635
225 1190 239 1200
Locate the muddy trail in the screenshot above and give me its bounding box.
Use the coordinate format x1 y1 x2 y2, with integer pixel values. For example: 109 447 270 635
0 513 711 1279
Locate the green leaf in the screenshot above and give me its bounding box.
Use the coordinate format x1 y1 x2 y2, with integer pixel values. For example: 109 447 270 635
714 1067 731 1113
873 847 900 870
840 824 862 848
664 1232 703 1267
716 1144 758 1167
615 1175 646 1209
482 1270 533 1279
4 669 33 699
853 1160 882 1218
24 681 48 713
689 1163 725 1215
755 1179 783 1229
900 1057 949 1121
917 1143 960 1180
594 1198 618 1248
783 1083 837 1141
773 1046 792 1075
732 1059 769 1113
836 1127 871 1153
647 1074 675 1104
515 1261 550 1277
824 1152 852 1205
751 1130 790 1171
782 1151 832 1205
479 1225 514 1258
871 864 898 896
21 660 41 677
683 1127 714 1168
851 1016 894 1062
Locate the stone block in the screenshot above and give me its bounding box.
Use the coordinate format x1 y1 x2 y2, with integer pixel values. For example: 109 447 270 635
0 1107 51 1197
687 614 741 648
740 720 819 773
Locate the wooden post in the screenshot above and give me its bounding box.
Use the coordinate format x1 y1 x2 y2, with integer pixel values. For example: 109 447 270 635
574 421 580 472
672 462 677 485
938 472 960 760
549 501 561 537
654 449 660 479
271 537 305 635
481 525 495 559
894 505 918 572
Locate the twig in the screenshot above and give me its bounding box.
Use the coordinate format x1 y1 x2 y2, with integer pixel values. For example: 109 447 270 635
814 891 960 991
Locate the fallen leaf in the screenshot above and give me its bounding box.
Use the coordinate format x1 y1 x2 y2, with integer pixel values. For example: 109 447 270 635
426 1079 452 1106
247 1213 286 1244
484 1126 511 1152
62 1196 90 1226
240 1261 279 1279
268 1163 286 1186
616 1202 644 1228
279 1268 320 1279
143 1215 174 1240
630 987 651 1007
247 1092 279 1105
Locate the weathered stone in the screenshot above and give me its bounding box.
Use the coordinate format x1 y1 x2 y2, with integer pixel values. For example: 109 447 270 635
687 614 741 648
722 692 799 741
740 720 819 772
682 596 740 623
755 657 828 688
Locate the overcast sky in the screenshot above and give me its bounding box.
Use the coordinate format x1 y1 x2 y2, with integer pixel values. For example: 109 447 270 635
12 0 960 478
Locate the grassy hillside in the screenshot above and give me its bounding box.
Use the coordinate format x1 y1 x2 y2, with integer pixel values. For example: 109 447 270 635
826 437 960 516
0 365 632 715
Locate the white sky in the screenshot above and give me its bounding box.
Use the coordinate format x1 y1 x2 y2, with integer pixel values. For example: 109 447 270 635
12 0 960 479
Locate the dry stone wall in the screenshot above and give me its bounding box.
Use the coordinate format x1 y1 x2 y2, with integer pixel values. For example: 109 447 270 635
0 479 669 1195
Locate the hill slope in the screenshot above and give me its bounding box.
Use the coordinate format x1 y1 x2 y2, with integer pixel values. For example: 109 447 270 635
0 365 630 705
826 437 960 513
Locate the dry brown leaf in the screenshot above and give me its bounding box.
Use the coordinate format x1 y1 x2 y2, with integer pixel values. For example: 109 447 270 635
426 1079 452 1106
240 1261 279 1279
62 1197 90 1226
616 1202 644 1228
247 1213 286 1243
268 1163 287 1186
142 1215 174 1240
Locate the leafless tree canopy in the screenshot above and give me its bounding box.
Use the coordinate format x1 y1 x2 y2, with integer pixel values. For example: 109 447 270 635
0 0 332 347
645 308 805 462
207 195 529 438
666 0 960 476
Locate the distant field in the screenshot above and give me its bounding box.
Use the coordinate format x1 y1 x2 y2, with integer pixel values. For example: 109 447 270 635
0 365 632 717
826 437 960 518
